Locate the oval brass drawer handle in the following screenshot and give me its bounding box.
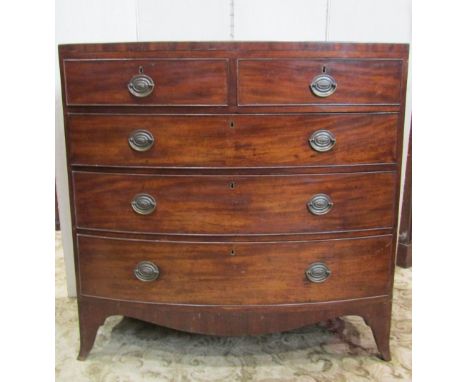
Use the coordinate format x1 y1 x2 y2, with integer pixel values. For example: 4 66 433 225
131 193 156 215
309 130 336 152
305 262 331 283
128 74 155 98
134 261 160 282
128 129 155 152
310 74 337 97
307 193 333 215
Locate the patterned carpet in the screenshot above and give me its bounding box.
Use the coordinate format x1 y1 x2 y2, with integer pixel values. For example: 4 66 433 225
55 232 411 381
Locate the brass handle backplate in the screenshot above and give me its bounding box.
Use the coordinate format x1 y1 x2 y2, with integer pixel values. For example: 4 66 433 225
128 74 154 97
131 193 156 215
134 261 160 282
305 262 331 283
128 129 155 152
307 193 333 215
309 130 336 152
310 74 337 97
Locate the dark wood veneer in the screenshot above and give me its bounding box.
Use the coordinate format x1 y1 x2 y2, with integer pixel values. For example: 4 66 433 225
59 42 409 362
238 59 402 106
77 295 392 361
64 59 229 106
73 171 396 235
68 113 398 168
60 41 409 58
78 234 393 305
75 227 393 242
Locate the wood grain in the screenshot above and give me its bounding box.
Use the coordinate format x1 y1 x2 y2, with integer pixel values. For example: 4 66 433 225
59 41 409 58
68 113 398 168
58 41 409 361
64 59 229 106
238 59 402 106
77 295 393 360
73 171 396 235
78 234 393 305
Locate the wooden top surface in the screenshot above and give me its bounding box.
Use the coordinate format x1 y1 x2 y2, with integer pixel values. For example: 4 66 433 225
59 41 409 58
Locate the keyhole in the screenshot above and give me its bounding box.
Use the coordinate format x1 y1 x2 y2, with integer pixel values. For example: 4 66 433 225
139 66 144 74
229 181 236 189
230 249 236 256
229 120 235 128
322 65 327 73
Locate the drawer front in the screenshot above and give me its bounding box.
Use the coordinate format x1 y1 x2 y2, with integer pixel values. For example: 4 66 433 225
68 113 398 167
63 59 228 106
73 172 395 235
78 235 393 304
238 59 402 106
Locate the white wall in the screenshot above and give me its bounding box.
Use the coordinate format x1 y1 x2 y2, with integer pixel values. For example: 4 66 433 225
56 0 412 297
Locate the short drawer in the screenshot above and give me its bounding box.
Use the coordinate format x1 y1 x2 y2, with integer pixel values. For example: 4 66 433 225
73 172 396 235
78 234 393 305
68 113 398 168
63 59 228 106
238 59 402 106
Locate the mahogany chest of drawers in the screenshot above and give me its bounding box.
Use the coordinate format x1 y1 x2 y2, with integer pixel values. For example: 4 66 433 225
59 42 409 361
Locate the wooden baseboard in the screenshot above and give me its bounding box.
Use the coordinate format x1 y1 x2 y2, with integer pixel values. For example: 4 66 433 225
397 242 412 268
397 123 411 269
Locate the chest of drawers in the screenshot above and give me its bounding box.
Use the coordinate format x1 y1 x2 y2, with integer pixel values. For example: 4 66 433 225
59 42 409 361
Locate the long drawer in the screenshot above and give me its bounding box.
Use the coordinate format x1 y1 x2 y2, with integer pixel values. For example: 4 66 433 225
68 114 398 168
78 234 393 305
63 59 229 106
73 171 396 235
238 59 402 106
